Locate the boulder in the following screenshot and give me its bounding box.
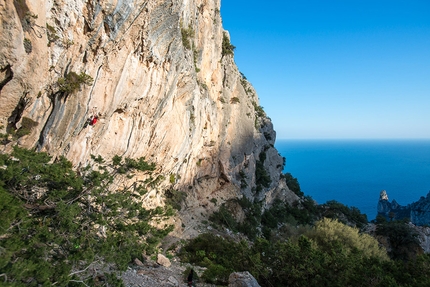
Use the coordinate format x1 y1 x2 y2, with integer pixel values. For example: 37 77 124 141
157 254 171 267
228 271 260 287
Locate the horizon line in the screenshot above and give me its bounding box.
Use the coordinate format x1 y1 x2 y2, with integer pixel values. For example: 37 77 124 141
276 138 430 141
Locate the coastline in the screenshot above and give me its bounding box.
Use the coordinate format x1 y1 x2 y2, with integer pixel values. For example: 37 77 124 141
275 139 430 220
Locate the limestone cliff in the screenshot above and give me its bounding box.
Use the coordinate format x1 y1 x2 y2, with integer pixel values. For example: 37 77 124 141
0 0 289 224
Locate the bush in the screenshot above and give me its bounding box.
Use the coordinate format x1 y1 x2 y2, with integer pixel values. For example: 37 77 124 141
57 71 93 94
252 101 265 118
222 32 235 57
230 97 240 104
23 38 32 53
307 218 389 261
376 221 421 260
0 147 173 286
181 25 194 50
180 231 397 287
255 151 271 193
46 23 59 45
164 189 187 211
282 172 303 196
209 204 238 231
318 200 368 228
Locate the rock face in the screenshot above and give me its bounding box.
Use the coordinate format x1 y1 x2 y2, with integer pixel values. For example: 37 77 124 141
1 0 291 226
377 190 430 226
376 190 430 254
377 190 411 221
228 271 261 287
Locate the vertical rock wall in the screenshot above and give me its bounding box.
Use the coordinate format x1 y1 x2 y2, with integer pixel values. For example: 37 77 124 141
0 0 285 213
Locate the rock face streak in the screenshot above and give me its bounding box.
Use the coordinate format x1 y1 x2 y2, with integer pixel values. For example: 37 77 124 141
0 0 284 211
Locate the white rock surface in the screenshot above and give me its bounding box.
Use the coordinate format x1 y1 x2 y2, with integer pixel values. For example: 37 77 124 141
0 0 295 235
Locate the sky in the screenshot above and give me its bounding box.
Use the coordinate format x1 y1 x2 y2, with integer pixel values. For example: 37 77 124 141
220 0 430 139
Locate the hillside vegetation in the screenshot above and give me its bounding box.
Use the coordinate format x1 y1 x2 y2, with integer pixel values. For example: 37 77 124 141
0 147 173 286
1 147 430 286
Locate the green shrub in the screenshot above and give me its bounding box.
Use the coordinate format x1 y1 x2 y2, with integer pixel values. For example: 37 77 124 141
230 97 240 104
239 170 248 189
222 32 235 57
252 101 265 118
181 25 194 50
180 228 430 287
57 71 93 94
209 204 238 231
23 38 32 53
46 23 59 45
164 189 187 211
255 151 271 193
0 147 173 286
202 264 230 284
282 172 303 196
376 221 421 260
318 200 368 228
307 218 389 261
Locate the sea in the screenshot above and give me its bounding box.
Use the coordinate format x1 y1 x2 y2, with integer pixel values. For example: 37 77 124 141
275 139 430 221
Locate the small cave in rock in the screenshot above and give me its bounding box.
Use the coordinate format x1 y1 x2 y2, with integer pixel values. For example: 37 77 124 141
7 95 30 133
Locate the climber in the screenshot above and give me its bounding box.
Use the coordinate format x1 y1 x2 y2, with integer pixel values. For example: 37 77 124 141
83 107 99 128
83 116 92 128
90 114 99 126
187 269 194 287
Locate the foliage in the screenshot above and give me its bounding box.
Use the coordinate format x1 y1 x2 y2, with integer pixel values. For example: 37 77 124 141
185 169 430 286
46 23 59 45
282 172 303 196
23 38 32 54
222 32 235 57
178 233 251 285
230 97 240 104
238 170 248 189
164 189 187 211
180 228 430 287
306 218 389 261
376 221 421 260
181 25 194 50
255 150 271 193
193 47 200 72
235 197 263 240
318 200 368 228
209 204 239 232
252 101 266 118
57 71 93 95
0 147 173 286
262 196 317 230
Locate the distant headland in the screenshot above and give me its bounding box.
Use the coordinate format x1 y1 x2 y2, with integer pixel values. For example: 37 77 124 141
377 190 430 225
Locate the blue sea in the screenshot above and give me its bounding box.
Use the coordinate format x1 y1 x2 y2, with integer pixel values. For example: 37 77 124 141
275 139 430 220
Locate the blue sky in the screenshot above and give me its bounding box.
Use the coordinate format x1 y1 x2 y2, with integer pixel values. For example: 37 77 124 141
220 0 430 139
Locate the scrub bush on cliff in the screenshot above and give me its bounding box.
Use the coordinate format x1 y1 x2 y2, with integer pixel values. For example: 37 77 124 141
222 32 235 57
0 147 173 286
57 71 93 95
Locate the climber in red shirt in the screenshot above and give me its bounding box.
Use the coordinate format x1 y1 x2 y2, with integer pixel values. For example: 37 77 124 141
90 115 98 126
